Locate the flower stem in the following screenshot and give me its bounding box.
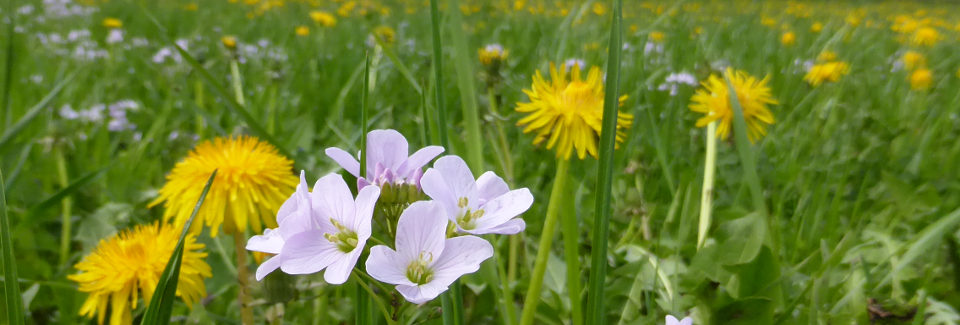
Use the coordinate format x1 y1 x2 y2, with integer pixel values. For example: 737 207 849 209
55 146 72 269
520 158 570 325
230 59 245 107
234 234 255 325
697 122 717 250
559 181 583 325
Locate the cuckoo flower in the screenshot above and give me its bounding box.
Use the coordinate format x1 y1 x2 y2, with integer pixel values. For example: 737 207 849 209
246 171 314 281
365 201 493 304
247 173 380 284
666 315 693 325
325 129 444 190
421 155 533 235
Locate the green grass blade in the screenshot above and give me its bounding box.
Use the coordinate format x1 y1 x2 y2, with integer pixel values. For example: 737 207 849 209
0 72 77 153
879 207 960 288
2 142 33 191
1 1 15 127
446 0 483 173
560 186 583 325
0 169 24 325
586 0 622 323
27 164 110 218
140 170 217 325
372 39 422 95
724 76 767 215
360 53 370 179
429 0 448 148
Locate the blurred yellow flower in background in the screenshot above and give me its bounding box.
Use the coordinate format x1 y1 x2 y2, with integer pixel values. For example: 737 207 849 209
516 63 632 160
69 222 211 325
911 27 940 47
902 51 926 71
804 61 850 87
811 21 823 33
690 68 778 142
309 10 336 27
650 31 665 43
296 25 310 36
781 31 796 46
817 50 837 62
221 35 237 49
373 26 395 44
910 68 933 90
592 2 608 16
478 44 508 66
102 18 122 29
149 136 297 237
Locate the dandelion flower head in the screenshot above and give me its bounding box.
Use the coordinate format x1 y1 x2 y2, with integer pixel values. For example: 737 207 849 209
478 44 508 66
910 68 933 90
69 222 211 325
804 61 850 87
516 62 633 160
689 68 778 142
149 136 298 237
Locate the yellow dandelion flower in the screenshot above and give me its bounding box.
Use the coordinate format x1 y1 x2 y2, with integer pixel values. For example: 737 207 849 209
910 68 933 90
102 18 122 29
911 27 940 47
309 10 336 27
817 50 837 62
811 21 823 33
221 35 237 49
295 25 310 36
592 2 608 16
804 61 850 87
68 222 211 325
650 31 665 43
478 44 508 66
689 68 778 143
373 26 395 44
183 3 198 11
761 17 776 27
902 51 926 71
337 1 357 17
149 136 297 237
516 63 633 160
780 31 796 46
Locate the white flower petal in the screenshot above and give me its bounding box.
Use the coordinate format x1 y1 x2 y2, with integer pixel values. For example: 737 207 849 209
353 185 380 238
255 255 283 281
325 147 361 177
395 283 447 304
366 129 409 173
311 173 356 229
323 251 361 285
395 201 447 262
474 188 533 231
246 228 284 254
279 230 342 275
475 171 510 202
395 145 444 179
430 236 493 285
366 245 416 286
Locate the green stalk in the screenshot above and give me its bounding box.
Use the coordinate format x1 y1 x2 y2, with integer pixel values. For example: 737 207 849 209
194 79 206 138
520 159 571 325
355 52 373 325
586 0 622 323
230 59 246 107
447 0 484 173
1 169 24 325
429 0 448 148
55 147 73 269
696 122 717 250
229 58 255 325
559 187 582 325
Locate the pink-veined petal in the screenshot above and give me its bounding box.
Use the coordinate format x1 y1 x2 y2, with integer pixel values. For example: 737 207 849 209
366 129 409 174
279 230 341 275
246 228 284 254
467 218 525 235
395 201 447 263
323 250 361 285
353 185 380 238
420 168 459 220
429 236 493 285
475 171 510 202
366 245 416 286
431 156 479 203
474 188 534 231
311 173 356 229
395 145 444 179
395 282 448 304
255 255 283 281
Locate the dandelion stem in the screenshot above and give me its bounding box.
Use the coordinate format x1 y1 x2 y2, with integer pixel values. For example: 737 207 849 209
520 158 570 325
230 59 246 107
559 184 583 325
234 234 255 325
55 147 73 269
697 122 717 250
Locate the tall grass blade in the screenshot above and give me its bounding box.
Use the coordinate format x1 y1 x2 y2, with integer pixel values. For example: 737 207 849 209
0 72 77 153
880 207 960 288
0 169 24 325
1 0 15 127
27 164 110 218
723 77 767 215
140 170 217 325
586 0 623 323
429 0 448 149
446 0 484 173
355 51 373 325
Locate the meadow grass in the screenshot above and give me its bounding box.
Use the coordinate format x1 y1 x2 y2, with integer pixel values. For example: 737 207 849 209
2 0 960 324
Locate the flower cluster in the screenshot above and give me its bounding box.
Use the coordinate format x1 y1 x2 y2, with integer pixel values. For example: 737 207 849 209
249 129 533 303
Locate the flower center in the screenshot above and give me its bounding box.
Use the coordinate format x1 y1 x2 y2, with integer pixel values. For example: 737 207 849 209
324 218 358 253
561 81 599 111
405 252 434 285
455 197 484 231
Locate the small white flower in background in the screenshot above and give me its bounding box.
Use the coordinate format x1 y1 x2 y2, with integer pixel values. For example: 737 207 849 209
79 104 104 122
106 29 123 44
657 71 698 96
644 41 663 55
421 155 533 235
326 129 444 190
563 58 586 71
666 315 693 325
17 5 35 15
366 201 493 304
247 172 380 284
59 104 79 120
29 74 43 84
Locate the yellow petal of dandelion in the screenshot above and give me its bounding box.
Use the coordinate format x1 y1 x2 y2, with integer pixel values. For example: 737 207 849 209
515 62 633 160
149 136 297 237
68 222 212 325
804 61 850 87
689 68 778 143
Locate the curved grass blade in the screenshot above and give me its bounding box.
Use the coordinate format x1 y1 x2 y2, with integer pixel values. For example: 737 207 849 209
1 169 25 325
140 170 217 325
429 0 448 149
586 0 623 323
0 71 77 153
27 164 110 218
